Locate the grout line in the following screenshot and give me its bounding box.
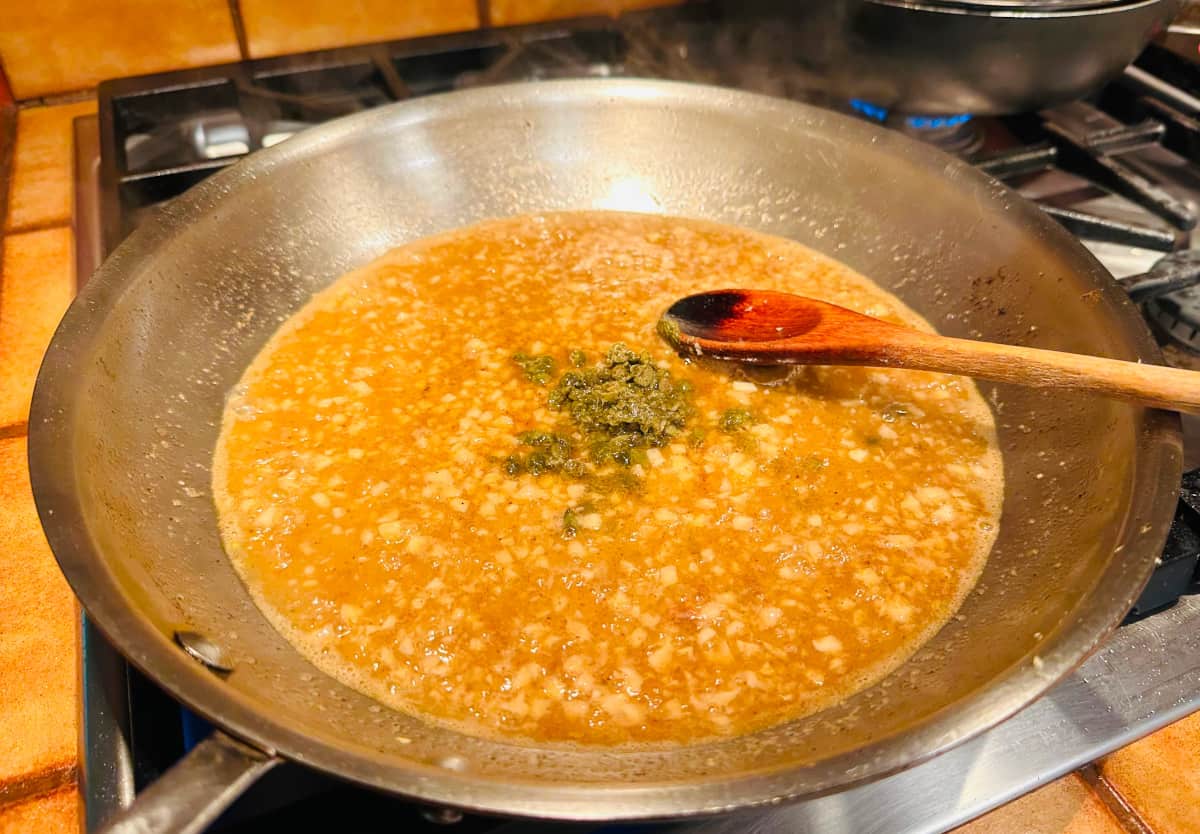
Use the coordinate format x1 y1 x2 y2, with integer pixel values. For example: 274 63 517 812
476 0 492 28
4 220 74 237
0 102 14 249
227 0 251 60
0 62 14 109
0 423 29 440
0 782 78 817
0 763 74 812
1078 764 1156 834
16 88 95 109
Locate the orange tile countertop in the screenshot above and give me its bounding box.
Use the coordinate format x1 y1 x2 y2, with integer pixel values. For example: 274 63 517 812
2 34 1200 834
0 100 83 830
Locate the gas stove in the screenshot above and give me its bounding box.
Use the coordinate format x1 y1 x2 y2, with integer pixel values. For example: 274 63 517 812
71 6 1200 833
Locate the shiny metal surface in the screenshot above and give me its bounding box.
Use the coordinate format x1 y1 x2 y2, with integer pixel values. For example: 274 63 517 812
73 114 139 834
100 732 279 834
919 0 1165 8
29 79 1182 821
73 115 103 287
174 632 233 674
771 0 1181 115
79 617 136 833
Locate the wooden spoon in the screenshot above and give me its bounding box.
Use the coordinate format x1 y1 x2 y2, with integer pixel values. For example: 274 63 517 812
658 289 1200 413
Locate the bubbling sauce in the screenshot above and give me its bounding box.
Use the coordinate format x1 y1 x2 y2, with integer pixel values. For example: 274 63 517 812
213 211 1003 746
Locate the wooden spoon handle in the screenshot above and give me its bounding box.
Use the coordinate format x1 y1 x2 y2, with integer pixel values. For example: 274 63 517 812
664 290 1200 413
893 332 1200 413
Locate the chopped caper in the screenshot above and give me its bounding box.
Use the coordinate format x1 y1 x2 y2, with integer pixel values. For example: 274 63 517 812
504 344 694 510
719 408 755 433
656 316 683 350
512 352 556 385
508 430 575 476
803 454 829 472
585 470 643 495
549 343 692 452
562 508 580 539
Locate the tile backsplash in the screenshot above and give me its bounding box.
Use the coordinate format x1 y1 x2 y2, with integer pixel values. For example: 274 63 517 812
5 100 96 232
489 0 676 25
238 0 480 59
0 0 240 100
0 0 680 100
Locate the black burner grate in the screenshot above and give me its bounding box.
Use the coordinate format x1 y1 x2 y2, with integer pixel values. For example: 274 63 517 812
96 15 635 253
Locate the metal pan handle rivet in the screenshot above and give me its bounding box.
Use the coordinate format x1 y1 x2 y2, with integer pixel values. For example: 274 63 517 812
174 630 234 673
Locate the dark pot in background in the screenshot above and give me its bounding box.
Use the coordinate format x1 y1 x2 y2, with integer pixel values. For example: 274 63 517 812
723 0 1182 115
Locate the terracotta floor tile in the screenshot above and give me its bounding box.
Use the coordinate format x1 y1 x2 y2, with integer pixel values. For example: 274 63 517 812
0 227 74 429
489 0 679 26
240 0 479 58
0 436 77 798
1100 710 1200 834
6 100 96 233
951 773 1125 834
0 0 239 100
0 785 78 834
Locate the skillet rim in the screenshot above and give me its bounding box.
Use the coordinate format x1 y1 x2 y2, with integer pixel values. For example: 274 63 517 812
26 77 1183 820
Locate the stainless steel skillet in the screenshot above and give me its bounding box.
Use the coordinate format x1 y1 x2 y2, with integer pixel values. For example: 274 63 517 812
27 79 1181 832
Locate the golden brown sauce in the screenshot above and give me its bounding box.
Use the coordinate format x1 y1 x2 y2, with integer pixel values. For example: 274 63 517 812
213 211 1002 746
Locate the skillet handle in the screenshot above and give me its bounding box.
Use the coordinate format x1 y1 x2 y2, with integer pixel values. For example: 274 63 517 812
98 730 280 834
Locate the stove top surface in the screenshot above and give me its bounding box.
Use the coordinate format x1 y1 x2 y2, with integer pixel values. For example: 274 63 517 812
72 6 1200 832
